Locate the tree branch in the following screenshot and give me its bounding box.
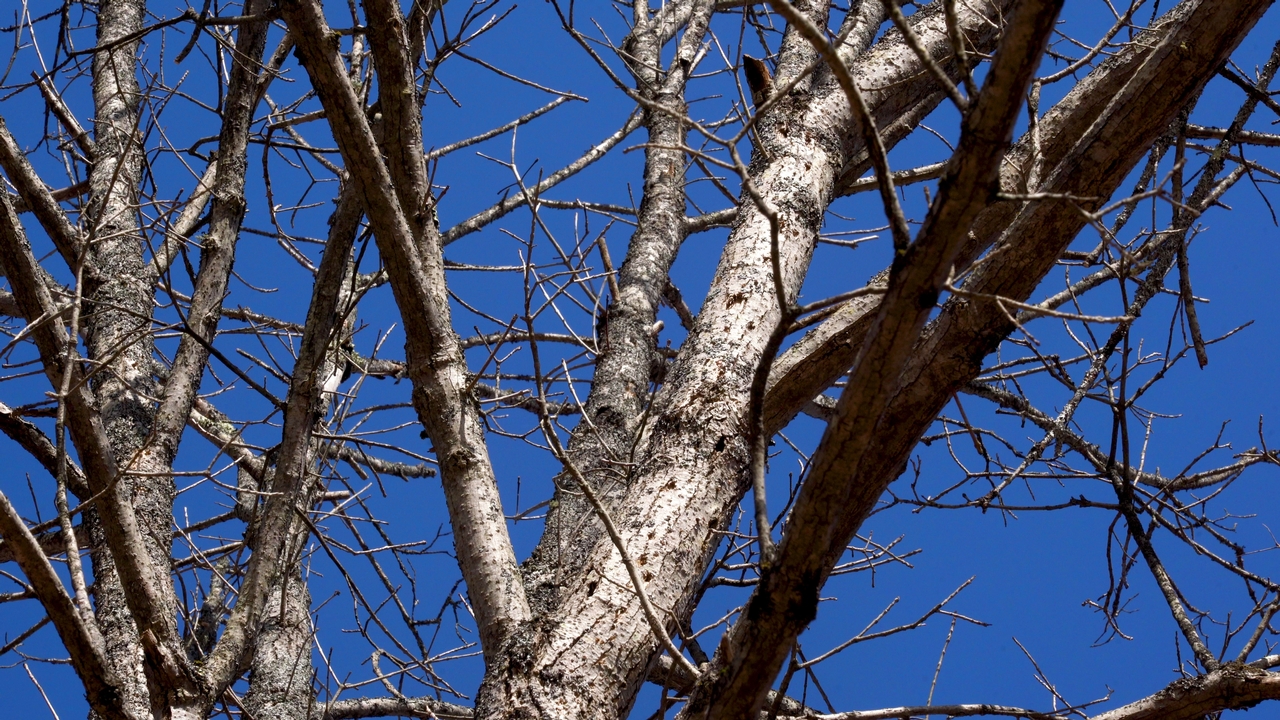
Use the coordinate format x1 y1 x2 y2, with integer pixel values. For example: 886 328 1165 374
0 116 86 268
0 490 125 720
276 0 532 662
690 1 1063 715
0 188 187 690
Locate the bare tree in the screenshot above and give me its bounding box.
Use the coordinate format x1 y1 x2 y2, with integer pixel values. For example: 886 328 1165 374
1 0 1279 718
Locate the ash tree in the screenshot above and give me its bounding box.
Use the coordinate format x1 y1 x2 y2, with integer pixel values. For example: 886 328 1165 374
1 0 1280 718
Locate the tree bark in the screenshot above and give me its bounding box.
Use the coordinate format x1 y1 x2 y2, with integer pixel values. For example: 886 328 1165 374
472 3 1015 717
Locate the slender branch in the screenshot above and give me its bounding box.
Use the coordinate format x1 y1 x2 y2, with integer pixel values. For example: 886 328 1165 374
31 71 98 159
149 160 218 278
276 0 531 663
204 177 361 690
441 109 644 244
0 117 85 267
887 0 969 111
0 401 89 498
312 695 474 719
0 490 125 720
426 97 577 161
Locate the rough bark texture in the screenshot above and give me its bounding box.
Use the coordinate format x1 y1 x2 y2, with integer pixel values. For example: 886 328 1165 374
243 567 315 720
522 0 714 618
686 2 1065 714
277 0 531 665
763 0 1232 431
83 0 164 713
473 3 1016 717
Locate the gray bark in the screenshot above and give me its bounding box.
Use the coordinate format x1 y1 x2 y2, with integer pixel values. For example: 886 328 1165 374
472 3 1017 717
243 566 316 720
521 0 714 618
83 0 164 711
